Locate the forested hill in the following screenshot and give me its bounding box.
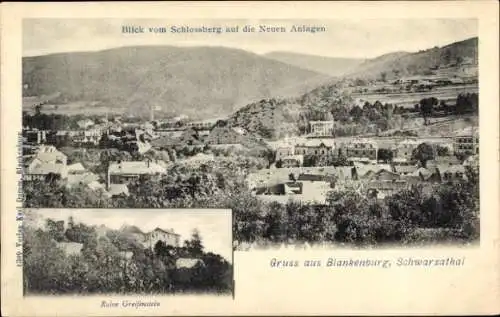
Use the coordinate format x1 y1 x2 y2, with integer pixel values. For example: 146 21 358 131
228 37 478 139
346 37 478 80
22 46 330 119
228 85 355 140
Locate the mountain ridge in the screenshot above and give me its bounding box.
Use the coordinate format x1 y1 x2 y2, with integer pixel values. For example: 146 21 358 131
23 45 331 119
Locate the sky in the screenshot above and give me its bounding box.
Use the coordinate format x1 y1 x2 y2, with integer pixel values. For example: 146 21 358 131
23 18 477 59
25 209 233 262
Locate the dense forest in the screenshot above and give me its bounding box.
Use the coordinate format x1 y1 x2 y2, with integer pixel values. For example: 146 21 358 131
23 217 232 294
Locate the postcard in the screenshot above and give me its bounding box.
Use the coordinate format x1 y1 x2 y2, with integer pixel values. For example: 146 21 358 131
1 1 499 316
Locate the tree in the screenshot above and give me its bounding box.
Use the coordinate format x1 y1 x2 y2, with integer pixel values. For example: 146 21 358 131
412 143 435 168
436 145 450 156
186 229 204 256
377 148 394 163
46 219 66 242
419 97 438 125
275 159 283 168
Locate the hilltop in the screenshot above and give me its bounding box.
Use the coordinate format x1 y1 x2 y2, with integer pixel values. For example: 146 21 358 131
346 37 478 80
22 46 330 119
264 51 364 77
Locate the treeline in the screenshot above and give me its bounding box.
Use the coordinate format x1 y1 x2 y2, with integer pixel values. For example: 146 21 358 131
22 111 103 131
23 219 232 294
417 93 478 124
235 167 479 246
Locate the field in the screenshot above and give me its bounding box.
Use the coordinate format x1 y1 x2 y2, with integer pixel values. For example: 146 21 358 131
351 84 478 108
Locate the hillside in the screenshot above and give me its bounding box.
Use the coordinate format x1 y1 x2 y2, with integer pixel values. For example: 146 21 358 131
264 51 364 77
347 37 478 80
22 46 330 119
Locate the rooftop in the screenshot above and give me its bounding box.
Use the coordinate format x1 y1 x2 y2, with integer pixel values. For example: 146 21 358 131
108 161 167 175
297 139 336 148
152 227 180 236
27 162 66 175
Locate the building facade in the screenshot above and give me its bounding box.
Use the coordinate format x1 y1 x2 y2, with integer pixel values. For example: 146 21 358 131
309 121 335 137
295 139 335 156
393 139 420 161
346 139 378 161
143 228 180 249
453 131 479 155
107 160 167 188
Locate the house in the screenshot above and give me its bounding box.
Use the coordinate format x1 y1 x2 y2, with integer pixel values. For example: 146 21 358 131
280 155 304 168
66 170 104 191
453 127 479 155
393 139 420 161
67 163 86 174
437 164 466 182
119 226 180 250
126 140 152 154
185 118 219 130
370 169 401 181
24 129 48 144
144 227 180 249
255 179 331 205
275 137 296 160
463 154 479 167
32 145 67 165
394 165 418 176
346 139 378 161
309 121 335 137
365 180 409 199
25 146 68 181
25 163 68 182
427 156 462 168
276 144 295 160
295 139 335 156
107 160 167 188
353 164 393 180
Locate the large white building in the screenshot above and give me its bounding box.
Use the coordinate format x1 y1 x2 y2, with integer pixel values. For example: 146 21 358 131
453 127 479 155
309 121 335 138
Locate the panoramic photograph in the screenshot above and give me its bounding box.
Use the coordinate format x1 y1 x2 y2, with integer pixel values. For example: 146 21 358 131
22 209 233 295
21 18 479 248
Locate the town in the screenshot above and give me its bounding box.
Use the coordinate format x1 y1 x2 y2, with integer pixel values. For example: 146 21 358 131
22 89 479 207
21 33 480 248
